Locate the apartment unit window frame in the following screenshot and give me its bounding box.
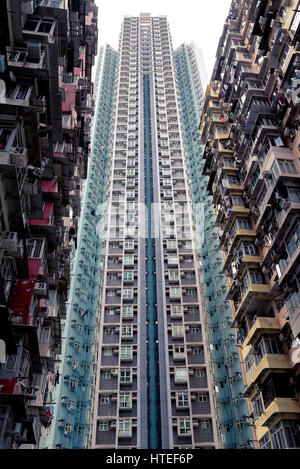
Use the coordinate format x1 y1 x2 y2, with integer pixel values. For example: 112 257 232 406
120 368 132 384
174 367 188 383
118 418 132 437
178 418 192 436
176 392 189 408
173 345 185 360
97 421 109 432
119 392 132 409
197 392 208 402
100 395 110 405
120 345 133 361
122 306 133 319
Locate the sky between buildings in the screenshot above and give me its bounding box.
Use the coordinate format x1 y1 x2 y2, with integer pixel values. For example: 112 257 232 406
95 0 232 79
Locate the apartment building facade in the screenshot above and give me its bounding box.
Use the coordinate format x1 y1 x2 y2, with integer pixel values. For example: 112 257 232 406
86 14 220 450
200 0 300 449
0 0 97 448
43 43 118 449
174 42 255 448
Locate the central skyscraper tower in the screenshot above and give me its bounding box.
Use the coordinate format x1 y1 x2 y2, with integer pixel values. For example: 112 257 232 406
90 14 219 449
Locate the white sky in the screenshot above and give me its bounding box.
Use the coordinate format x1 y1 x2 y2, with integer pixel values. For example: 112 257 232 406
95 0 232 79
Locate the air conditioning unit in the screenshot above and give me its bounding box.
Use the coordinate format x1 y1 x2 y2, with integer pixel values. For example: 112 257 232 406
15 428 28 442
34 282 47 296
35 95 46 113
27 42 41 61
21 0 37 14
38 306 48 318
0 231 18 252
10 147 28 167
8 423 22 436
22 386 37 398
262 170 272 179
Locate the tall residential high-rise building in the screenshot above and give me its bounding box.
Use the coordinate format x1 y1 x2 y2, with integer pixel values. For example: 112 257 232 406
89 13 219 450
47 13 225 450
42 44 118 449
200 0 300 450
174 42 255 449
0 0 98 449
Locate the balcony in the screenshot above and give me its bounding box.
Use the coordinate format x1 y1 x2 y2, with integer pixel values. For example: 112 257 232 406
7 47 46 71
233 283 271 321
224 227 256 255
28 202 54 226
0 371 28 422
255 397 300 428
244 354 290 396
244 317 281 347
7 278 37 326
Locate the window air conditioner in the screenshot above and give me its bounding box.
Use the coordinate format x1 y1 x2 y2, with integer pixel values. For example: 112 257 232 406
21 1 36 14
27 42 41 61
10 147 28 167
8 423 22 435
35 95 46 113
0 231 18 252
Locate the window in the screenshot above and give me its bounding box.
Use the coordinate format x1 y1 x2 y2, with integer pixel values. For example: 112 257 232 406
121 345 133 360
200 420 210 429
275 159 297 176
173 345 185 359
259 432 272 449
122 306 133 318
65 423 72 433
170 287 181 298
123 271 134 282
197 393 208 402
193 347 203 355
176 392 189 408
175 367 188 383
26 238 44 258
119 392 132 408
178 418 192 435
170 305 182 317
120 368 132 383
251 392 264 420
288 187 300 203
235 217 251 231
106 309 115 316
196 369 205 377
102 371 111 380
239 242 257 257
124 255 134 265
97 421 109 431
123 288 133 299
285 221 300 259
100 396 110 405
103 348 113 357
119 419 132 437
169 270 179 281
172 324 184 338
124 241 134 250
121 325 133 337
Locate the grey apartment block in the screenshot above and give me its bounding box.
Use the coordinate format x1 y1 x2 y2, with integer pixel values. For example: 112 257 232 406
90 14 219 449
